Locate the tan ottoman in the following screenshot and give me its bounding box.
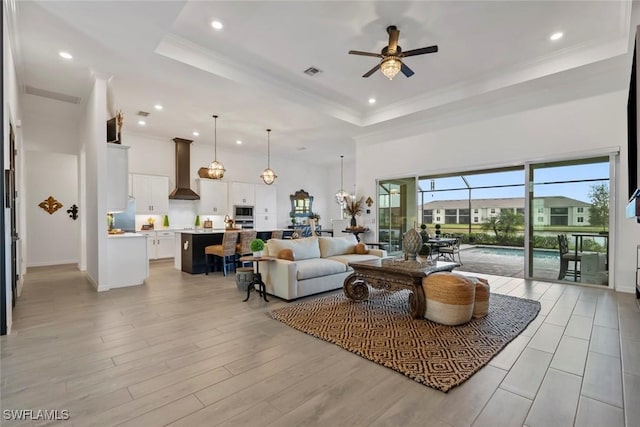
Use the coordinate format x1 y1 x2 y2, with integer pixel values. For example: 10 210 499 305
422 272 475 325
466 276 490 318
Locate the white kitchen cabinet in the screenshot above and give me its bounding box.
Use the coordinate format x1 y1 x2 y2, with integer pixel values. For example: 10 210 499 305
156 231 175 259
255 184 277 214
255 213 277 231
229 182 255 206
106 144 129 212
197 179 228 215
141 230 175 260
131 174 169 214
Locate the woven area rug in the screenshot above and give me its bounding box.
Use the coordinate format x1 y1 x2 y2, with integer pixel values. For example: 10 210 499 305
270 289 540 392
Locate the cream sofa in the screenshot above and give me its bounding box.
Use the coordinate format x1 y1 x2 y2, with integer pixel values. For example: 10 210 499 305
262 235 387 301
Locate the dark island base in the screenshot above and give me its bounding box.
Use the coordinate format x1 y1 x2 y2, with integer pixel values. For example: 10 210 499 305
181 230 292 275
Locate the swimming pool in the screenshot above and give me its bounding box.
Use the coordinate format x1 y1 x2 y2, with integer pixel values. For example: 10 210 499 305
465 246 559 260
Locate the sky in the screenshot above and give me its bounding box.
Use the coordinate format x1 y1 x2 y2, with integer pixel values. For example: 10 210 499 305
417 161 609 204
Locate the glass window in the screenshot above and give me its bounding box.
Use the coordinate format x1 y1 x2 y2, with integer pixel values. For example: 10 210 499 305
473 217 479 223
577 217 584 223
538 208 544 213
445 209 457 224
473 208 478 214
423 209 433 224
577 207 584 213
537 216 544 222
490 208 496 214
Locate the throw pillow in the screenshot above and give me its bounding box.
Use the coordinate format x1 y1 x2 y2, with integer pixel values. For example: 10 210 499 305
354 242 369 254
278 249 294 261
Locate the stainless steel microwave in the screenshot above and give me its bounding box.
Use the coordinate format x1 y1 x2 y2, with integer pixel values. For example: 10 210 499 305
234 205 254 219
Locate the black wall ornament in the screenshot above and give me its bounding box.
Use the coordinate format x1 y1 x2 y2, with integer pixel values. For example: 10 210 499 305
67 204 78 220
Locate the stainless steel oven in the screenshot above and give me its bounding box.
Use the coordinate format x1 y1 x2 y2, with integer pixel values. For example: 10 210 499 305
234 205 254 229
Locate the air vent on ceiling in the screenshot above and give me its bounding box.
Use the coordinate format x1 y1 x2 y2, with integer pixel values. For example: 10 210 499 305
303 66 322 76
137 111 150 117
25 85 81 104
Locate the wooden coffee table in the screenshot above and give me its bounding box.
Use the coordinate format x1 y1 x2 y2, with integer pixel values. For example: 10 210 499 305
344 258 459 318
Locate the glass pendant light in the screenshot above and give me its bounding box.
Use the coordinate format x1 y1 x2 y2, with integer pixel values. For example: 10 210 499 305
260 128 277 185
335 155 349 206
207 115 225 179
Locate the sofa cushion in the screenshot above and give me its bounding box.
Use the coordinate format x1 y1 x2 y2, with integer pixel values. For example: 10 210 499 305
296 258 347 280
277 249 294 261
328 254 381 266
267 237 320 260
354 242 368 254
318 235 358 258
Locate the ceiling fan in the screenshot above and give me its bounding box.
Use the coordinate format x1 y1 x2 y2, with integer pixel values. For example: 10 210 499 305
348 25 438 80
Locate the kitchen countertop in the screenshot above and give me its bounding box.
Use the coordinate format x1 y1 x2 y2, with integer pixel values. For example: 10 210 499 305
107 232 145 238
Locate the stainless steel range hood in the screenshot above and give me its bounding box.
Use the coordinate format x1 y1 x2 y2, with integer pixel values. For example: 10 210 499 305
169 137 200 200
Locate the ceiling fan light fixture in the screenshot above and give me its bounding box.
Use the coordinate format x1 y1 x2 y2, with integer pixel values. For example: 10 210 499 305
381 57 401 80
260 129 277 185
207 115 225 179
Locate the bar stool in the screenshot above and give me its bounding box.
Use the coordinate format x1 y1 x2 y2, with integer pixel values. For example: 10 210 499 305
205 231 239 276
236 230 257 267
270 230 283 240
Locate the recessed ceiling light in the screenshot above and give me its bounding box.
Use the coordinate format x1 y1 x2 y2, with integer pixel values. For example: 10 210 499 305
236 140 242 145
192 131 199 137
211 20 223 30
154 104 163 110
550 32 563 41
59 51 73 60
137 120 146 126
368 98 376 104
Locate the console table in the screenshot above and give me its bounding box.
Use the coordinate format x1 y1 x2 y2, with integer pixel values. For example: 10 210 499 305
344 258 459 318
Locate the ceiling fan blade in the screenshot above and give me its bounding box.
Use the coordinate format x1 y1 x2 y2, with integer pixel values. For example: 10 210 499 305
348 50 382 58
401 63 415 78
387 26 400 54
362 64 381 78
402 45 438 57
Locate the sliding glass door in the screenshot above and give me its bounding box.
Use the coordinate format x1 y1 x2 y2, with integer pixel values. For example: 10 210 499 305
378 178 417 256
526 157 610 286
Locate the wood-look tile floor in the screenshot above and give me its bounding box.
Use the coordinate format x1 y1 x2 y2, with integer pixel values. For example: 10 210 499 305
1 261 639 427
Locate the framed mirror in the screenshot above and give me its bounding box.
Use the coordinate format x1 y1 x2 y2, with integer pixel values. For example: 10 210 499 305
290 189 314 218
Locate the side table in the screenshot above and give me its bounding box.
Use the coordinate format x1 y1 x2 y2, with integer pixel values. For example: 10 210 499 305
238 256 274 302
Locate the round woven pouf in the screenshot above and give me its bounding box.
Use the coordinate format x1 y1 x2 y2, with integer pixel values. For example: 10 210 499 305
422 272 475 325
466 276 490 318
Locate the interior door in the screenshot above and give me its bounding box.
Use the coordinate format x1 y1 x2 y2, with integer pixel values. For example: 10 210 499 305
9 123 18 307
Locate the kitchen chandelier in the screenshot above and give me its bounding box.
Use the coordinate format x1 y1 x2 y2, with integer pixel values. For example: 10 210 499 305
207 115 225 179
260 128 277 185
335 155 349 206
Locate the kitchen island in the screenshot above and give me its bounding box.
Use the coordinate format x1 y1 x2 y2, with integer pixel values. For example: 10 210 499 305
174 229 292 274
102 233 148 290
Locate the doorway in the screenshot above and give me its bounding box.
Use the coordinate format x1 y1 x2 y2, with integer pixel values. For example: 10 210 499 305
526 157 610 285
378 178 417 255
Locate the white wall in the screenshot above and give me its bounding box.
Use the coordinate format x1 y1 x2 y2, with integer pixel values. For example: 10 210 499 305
25 151 79 266
356 90 640 293
82 76 109 289
123 132 344 230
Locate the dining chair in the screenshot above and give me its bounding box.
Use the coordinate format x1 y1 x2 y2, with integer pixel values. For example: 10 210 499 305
204 231 239 276
437 236 463 265
558 234 581 281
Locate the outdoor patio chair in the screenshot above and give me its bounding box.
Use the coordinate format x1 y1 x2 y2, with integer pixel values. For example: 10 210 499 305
558 234 581 281
437 236 463 265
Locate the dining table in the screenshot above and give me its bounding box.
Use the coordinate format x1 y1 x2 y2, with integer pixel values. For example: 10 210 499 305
426 237 457 259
